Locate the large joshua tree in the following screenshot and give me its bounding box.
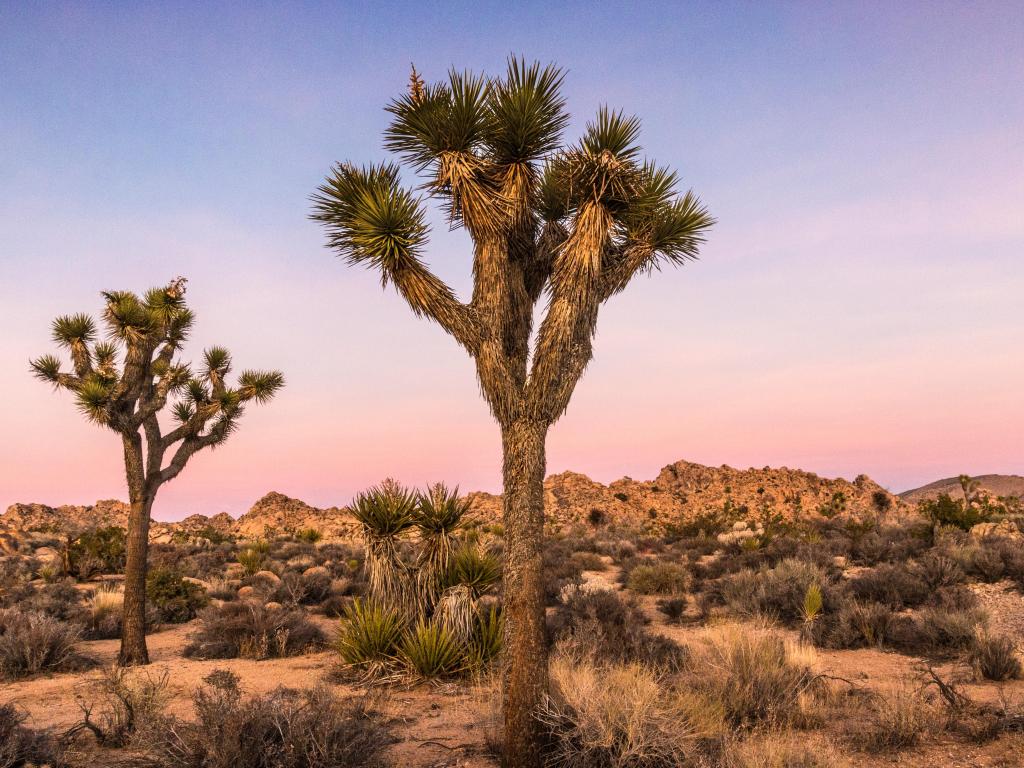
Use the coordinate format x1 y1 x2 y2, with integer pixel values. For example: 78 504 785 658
30 279 284 665
312 59 713 765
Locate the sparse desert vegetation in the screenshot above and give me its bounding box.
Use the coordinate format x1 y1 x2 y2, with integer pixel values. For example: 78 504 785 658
2 468 1023 766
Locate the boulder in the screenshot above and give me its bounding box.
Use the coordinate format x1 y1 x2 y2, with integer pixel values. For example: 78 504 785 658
970 520 1023 541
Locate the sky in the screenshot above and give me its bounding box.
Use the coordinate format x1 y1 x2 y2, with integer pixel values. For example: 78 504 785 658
1 1 1021 520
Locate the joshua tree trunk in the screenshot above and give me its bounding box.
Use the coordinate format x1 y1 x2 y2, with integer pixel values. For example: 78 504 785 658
501 419 548 765
120 493 153 665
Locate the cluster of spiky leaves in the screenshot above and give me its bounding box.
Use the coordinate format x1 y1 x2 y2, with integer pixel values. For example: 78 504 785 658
312 57 713 426
341 480 501 679
30 280 284 491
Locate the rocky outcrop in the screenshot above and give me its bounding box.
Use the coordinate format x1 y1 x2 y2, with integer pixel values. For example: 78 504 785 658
233 492 355 540
2 499 129 534
466 459 902 532
0 459 913 542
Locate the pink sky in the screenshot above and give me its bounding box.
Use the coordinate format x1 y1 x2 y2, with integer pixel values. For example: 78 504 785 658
1 3 1022 520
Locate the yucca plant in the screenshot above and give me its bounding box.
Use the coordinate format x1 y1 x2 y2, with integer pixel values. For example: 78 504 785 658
336 599 404 674
469 605 504 667
349 480 417 612
800 583 823 642
237 548 266 576
312 57 712 765
31 279 283 665
413 483 470 609
436 545 502 643
400 619 465 679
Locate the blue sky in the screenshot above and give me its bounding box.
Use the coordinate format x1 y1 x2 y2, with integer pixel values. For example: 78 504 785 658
1 1 1021 517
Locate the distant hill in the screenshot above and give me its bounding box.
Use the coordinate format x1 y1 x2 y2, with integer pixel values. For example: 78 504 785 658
900 474 1024 505
2 458 906 543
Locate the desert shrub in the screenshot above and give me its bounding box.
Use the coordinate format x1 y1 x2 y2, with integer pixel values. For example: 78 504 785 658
399 620 464 679
848 687 933 752
543 541 584 605
335 599 404 673
538 656 712 768
237 547 267 576
969 633 1022 681
275 567 334 606
849 564 929 610
812 600 894 649
76 665 169 747
920 494 991 532
967 544 1006 583
295 527 323 544
67 526 126 577
0 608 84 679
912 552 964 590
184 603 323 660
550 585 686 670
146 567 208 623
871 490 892 513
569 551 606 571
626 562 690 595
0 702 67 767
656 597 687 624
147 670 390 768
929 584 978 611
1 580 84 621
719 559 826 625
890 607 983 658
683 624 820 729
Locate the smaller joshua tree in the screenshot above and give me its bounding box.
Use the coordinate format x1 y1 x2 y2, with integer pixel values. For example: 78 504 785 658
31 278 284 665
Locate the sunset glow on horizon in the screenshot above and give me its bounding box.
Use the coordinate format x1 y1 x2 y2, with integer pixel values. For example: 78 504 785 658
1 2 1021 520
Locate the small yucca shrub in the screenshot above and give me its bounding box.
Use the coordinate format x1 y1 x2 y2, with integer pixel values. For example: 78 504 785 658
400 619 465 679
237 548 266 576
295 527 323 543
446 546 501 597
469 606 503 667
336 599 404 671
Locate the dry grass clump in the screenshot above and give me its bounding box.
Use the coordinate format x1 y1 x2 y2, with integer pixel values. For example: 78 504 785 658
0 702 67 767
538 656 714 768
183 602 324 660
682 623 823 730
969 633 1023 682
145 670 391 768
846 686 935 752
723 734 849 767
0 607 85 679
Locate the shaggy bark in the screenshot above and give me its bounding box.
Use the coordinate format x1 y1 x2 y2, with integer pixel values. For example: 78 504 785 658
120 494 153 665
500 419 548 763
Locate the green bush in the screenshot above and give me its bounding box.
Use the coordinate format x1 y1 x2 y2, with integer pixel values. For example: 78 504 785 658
335 599 404 672
469 606 503 666
295 528 323 544
919 494 991 532
67 526 126 578
400 620 464 679
146 567 208 623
